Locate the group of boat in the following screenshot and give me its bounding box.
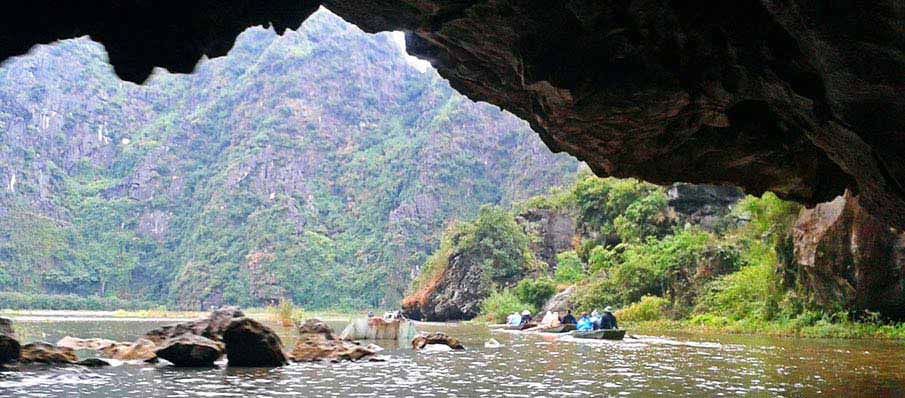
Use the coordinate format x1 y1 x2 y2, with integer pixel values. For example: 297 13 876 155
500 322 627 341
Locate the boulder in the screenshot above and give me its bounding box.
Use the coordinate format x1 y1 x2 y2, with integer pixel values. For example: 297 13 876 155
56 336 119 351
221 317 286 367
411 332 464 351
144 306 244 345
19 342 78 364
77 358 111 367
297 318 334 339
154 334 224 367
784 191 905 320
0 317 20 365
288 337 376 363
98 338 158 361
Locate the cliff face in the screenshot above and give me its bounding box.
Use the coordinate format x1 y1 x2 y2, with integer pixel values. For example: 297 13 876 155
0 10 579 308
667 183 745 232
1 1 901 231
784 191 905 320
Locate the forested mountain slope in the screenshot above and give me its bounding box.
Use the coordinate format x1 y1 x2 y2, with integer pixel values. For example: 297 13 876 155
0 10 580 310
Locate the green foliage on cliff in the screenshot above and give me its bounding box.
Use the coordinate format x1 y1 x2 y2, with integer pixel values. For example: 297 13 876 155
0 10 580 310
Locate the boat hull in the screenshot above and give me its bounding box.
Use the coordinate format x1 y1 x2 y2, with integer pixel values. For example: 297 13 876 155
572 329 626 340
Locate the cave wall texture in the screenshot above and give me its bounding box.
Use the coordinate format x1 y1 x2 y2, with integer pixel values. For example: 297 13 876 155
1 0 903 231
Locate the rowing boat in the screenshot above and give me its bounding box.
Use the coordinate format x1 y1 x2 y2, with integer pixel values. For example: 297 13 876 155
539 324 576 333
572 329 626 340
505 322 537 331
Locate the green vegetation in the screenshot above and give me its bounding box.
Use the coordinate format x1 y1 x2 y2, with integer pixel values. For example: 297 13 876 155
469 174 905 339
479 289 534 323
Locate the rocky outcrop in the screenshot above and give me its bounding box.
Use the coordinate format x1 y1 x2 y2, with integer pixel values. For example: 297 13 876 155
2 1 902 230
784 191 905 320
667 184 745 231
19 342 78 364
154 334 224 367
411 332 464 351
516 209 576 268
221 318 286 367
401 249 490 321
0 317 20 365
297 319 335 338
543 287 576 314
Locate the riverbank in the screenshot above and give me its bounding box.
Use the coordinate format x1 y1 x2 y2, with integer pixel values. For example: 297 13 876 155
624 316 905 340
0 308 366 323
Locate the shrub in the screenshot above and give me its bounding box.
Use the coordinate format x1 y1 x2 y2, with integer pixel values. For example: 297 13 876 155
587 245 619 275
479 289 534 323
616 295 669 322
514 278 557 309
554 251 586 283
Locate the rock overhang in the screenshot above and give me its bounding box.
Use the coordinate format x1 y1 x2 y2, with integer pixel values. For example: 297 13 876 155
1 0 902 228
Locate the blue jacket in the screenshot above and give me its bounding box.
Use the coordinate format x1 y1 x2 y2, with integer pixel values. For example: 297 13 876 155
576 316 593 331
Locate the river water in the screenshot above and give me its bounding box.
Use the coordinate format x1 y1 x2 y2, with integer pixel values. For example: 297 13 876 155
1 313 903 397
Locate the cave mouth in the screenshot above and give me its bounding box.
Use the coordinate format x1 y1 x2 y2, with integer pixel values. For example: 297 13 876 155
4 1 902 230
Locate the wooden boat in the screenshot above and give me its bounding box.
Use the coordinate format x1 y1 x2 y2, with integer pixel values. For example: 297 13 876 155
505 322 537 331
539 324 576 333
572 329 626 341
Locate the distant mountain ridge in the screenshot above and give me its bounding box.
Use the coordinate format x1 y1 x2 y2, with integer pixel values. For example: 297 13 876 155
0 10 580 309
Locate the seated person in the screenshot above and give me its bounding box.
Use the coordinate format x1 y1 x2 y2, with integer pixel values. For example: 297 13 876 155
560 310 577 325
539 311 560 328
507 312 521 326
599 306 618 329
576 312 594 332
520 310 533 325
590 310 602 330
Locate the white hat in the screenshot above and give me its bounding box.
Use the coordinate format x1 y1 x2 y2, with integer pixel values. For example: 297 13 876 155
604 306 614 312
521 310 531 316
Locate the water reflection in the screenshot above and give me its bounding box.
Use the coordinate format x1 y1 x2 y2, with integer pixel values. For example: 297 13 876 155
1 316 904 397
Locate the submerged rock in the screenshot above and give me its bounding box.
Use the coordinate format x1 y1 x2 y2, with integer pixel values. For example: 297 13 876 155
221 317 286 367
56 336 119 351
99 338 158 362
77 358 111 367
19 342 78 364
154 334 224 367
412 332 464 351
0 317 21 365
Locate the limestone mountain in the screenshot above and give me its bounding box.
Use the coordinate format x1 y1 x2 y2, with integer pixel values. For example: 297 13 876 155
0 10 580 309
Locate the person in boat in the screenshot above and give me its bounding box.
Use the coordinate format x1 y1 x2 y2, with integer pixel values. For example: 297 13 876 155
576 312 594 332
520 310 533 325
590 309 602 329
539 311 560 328
598 306 618 330
507 312 521 326
560 310 577 325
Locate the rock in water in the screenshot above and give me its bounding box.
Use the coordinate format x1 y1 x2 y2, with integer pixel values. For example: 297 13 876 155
57 336 119 351
0 318 21 365
411 332 465 351
77 358 111 367
297 319 335 339
19 342 78 364
99 339 158 362
221 318 286 367
484 339 501 349
144 306 245 345
154 334 224 367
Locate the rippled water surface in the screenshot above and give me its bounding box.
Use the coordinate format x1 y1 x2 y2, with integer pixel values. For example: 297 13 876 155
2 314 904 397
